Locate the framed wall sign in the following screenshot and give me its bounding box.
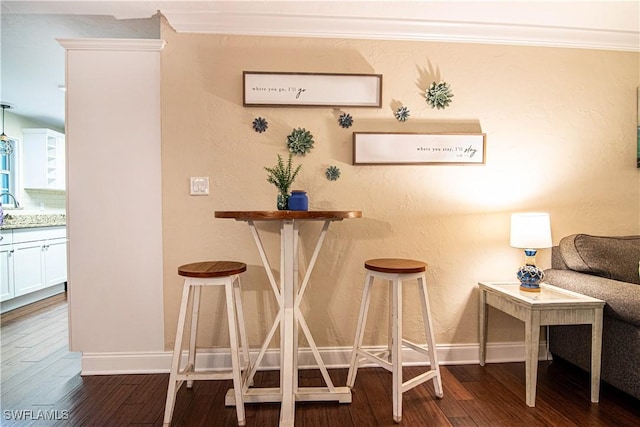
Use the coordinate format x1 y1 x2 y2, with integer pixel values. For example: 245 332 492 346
243 71 382 107
353 132 486 165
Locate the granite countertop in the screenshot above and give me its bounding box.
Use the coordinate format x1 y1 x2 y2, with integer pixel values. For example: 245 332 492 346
1 212 66 229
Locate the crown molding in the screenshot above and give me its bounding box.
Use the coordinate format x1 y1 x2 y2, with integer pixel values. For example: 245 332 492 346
161 9 639 52
6 1 639 52
57 38 166 51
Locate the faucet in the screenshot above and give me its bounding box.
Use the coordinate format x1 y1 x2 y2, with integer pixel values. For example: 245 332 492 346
1 192 20 209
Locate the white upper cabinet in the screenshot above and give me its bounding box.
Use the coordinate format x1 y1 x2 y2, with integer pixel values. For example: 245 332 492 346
22 128 66 190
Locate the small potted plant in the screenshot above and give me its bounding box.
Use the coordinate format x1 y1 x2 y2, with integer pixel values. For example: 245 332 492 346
264 153 301 210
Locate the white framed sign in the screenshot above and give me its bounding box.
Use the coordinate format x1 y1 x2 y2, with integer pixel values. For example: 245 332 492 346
243 71 382 107
353 132 486 165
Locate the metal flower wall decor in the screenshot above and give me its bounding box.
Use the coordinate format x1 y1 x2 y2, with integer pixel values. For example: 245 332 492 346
325 165 341 181
252 117 268 133
395 106 410 122
425 81 454 109
338 113 353 128
286 128 315 156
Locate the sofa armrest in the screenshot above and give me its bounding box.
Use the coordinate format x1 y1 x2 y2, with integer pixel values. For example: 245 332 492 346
551 246 568 269
544 269 640 327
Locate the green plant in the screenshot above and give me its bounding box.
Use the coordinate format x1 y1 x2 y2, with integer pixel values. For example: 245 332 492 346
264 153 302 195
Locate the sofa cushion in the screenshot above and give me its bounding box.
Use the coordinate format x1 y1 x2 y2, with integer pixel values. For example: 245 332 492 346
559 234 640 285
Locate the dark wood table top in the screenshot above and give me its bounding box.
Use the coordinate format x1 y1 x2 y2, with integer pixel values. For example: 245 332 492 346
215 210 362 221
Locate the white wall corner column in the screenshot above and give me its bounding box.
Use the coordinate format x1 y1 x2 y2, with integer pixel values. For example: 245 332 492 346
59 38 166 371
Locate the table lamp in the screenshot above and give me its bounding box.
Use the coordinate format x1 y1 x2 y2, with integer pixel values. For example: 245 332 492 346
510 212 552 292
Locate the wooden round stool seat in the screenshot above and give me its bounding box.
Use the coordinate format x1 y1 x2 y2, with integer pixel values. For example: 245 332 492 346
178 261 247 278
365 258 426 274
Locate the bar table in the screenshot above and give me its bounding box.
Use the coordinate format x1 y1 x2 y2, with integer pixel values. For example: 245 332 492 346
215 210 362 427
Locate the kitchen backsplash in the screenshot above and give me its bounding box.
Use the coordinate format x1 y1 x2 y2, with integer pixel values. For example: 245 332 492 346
20 189 66 211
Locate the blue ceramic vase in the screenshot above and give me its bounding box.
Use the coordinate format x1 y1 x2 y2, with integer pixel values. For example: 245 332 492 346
288 190 308 211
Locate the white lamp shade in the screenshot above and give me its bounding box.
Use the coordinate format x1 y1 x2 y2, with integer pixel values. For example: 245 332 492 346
510 212 552 249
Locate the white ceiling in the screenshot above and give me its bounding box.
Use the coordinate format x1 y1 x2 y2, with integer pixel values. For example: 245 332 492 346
2 1 638 131
1 8 160 129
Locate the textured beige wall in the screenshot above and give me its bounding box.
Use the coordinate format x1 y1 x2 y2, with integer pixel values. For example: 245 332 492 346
160 22 640 351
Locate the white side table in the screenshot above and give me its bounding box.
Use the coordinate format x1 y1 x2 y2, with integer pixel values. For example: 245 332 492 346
478 282 605 407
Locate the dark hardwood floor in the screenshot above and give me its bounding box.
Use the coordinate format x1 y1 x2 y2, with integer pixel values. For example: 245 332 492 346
2 294 639 426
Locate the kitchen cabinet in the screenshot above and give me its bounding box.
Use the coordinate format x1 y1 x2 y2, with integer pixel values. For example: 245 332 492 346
0 227 67 306
22 128 66 190
0 230 14 301
43 236 67 287
13 239 45 297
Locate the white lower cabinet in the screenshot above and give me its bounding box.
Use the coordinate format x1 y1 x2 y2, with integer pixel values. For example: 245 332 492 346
0 227 67 307
0 241 14 301
13 239 45 297
44 237 67 288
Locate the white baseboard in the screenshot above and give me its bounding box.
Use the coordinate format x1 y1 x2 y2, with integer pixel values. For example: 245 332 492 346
80 341 549 375
1 283 66 314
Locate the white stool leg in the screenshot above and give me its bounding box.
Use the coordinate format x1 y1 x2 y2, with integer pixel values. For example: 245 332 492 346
233 275 250 371
418 274 443 398
387 282 393 361
186 282 201 389
163 281 193 426
225 276 246 426
391 275 403 423
347 272 374 388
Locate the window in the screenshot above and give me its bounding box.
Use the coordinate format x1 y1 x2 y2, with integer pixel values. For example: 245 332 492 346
1 138 16 205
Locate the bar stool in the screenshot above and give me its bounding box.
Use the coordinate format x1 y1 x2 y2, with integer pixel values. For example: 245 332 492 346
347 258 443 422
163 261 250 426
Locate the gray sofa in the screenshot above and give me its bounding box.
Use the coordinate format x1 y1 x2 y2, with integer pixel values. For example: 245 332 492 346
544 234 640 400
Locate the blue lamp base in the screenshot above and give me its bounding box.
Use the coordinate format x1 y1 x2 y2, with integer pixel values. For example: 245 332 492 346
517 249 544 292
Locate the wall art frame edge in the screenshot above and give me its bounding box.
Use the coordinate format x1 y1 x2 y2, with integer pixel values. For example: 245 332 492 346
352 131 487 166
243 71 383 108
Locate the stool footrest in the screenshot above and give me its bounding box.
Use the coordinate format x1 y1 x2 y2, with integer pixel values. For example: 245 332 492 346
176 369 235 382
225 386 352 406
402 339 431 356
402 369 439 393
355 349 393 372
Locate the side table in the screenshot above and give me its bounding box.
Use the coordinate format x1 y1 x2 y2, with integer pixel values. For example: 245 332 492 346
478 282 605 407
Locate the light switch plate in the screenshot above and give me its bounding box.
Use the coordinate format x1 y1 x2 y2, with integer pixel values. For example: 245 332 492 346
190 177 209 196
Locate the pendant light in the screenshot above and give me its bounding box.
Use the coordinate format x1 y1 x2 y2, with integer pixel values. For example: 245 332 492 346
1 103 14 156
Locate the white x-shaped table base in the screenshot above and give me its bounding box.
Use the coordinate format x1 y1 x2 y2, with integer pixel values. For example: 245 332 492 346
225 218 351 426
